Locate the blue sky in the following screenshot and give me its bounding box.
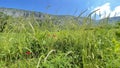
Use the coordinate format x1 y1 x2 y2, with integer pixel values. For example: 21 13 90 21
0 0 120 18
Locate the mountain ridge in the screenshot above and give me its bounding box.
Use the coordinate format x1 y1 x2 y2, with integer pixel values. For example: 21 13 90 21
0 7 120 23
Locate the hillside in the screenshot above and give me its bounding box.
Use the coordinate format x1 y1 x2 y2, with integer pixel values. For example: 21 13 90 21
0 7 76 19
0 7 96 25
108 16 120 22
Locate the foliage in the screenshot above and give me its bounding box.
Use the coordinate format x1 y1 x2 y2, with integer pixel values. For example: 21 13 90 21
0 14 120 68
0 12 10 32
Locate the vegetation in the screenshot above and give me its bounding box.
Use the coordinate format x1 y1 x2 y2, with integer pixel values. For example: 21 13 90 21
0 12 120 68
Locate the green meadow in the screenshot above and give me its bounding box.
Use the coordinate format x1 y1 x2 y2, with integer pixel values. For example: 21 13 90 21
0 12 120 68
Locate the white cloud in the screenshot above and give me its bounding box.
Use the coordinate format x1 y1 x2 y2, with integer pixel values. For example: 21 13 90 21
111 6 120 17
92 3 120 19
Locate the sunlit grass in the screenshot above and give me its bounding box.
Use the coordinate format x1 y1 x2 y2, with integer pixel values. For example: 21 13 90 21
0 12 120 68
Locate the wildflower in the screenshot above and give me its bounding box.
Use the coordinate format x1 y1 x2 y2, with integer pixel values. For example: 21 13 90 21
26 51 31 55
47 34 51 37
53 34 56 38
53 34 57 40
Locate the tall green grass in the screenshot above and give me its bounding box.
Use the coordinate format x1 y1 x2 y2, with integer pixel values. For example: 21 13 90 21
0 12 120 68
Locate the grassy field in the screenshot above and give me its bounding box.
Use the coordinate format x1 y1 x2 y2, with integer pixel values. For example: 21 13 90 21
0 13 120 68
